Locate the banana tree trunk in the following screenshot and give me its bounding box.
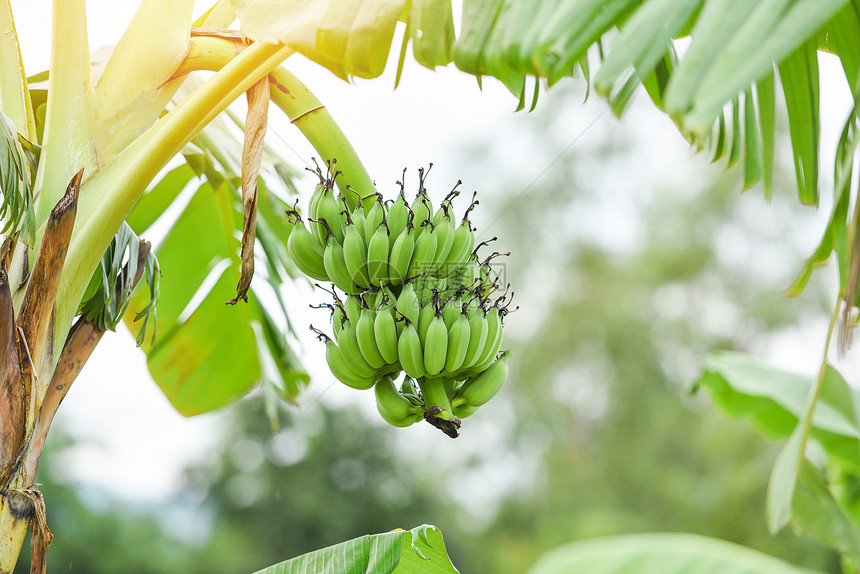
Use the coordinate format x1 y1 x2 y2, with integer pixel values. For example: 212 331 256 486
0 173 105 573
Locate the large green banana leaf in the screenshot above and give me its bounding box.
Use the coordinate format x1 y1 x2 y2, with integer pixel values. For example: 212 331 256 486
251 525 458 574
694 352 860 534
527 533 826 574
122 109 309 417
694 352 860 470
233 0 845 200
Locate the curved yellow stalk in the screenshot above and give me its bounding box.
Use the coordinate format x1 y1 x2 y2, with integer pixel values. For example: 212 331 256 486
268 66 376 205
175 35 376 205
51 41 292 372
93 0 196 159
32 0 94 226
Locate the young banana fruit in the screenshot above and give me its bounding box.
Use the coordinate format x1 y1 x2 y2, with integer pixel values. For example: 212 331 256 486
295 164 517 437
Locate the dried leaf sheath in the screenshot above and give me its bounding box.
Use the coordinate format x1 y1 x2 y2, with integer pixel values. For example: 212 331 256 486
15 170 81 400
0 266 25 486
228 77 269 305
24 487 51 574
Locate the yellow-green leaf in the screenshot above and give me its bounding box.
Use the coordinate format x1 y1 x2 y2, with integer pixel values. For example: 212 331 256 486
93 0 195 159
232 0 406 80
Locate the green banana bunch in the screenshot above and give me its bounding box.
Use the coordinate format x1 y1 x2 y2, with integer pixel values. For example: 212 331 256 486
290 164 516 437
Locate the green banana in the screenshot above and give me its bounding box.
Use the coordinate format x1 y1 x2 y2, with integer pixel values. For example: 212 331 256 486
324 337 376 390
342 212 372 290
429 206 455 273
374 300 399 364
335 319 377 378
285 212 329 281
444 310 470 373
371 285 385 311
314 185 344 244
410 194 431 235
432 182 460 226
449 257 480 288
458 350 510 407
395 281 420 327
307 180 326 239
356 304 386 369
407 220 437 277
453 402 479 419
460 302 488 370
441 297 461 329
413 274 436 307
467 305 503 376
347 190 369 241
318 221 359 294
343 293 362 326
387 189 410 249
366 219 390 286
417 298 436 349
411 165 433 238
423 311 448 376
377 285 398 322
443 212 477 276
387 215 415 286
397 320 426 379
378 408 423 428
331 300 346 339
375 375 422 425
382 410 423 427
364 193 385 239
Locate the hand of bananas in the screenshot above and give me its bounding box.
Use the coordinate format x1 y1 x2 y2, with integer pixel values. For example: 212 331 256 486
291 162 515 438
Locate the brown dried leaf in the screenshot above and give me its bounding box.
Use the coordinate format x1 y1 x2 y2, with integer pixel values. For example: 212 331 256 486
0 266 25 486
228 78 268 305
15 170 81 389
22 488 51 574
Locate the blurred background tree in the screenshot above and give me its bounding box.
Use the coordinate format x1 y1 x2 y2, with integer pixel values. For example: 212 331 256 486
15 77 842 573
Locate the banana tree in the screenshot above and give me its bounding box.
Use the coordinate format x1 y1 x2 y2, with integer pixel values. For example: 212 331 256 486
2 0 860 572
0 0 377 569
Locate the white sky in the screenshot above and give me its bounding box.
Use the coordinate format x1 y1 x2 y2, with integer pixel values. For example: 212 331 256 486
7 0 856 507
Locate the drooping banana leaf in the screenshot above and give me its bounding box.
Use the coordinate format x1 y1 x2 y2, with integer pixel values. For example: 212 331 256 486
122 107 308 417
527 533 826 574
251 525 458 574
694 351 860 532
231 0 846 200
